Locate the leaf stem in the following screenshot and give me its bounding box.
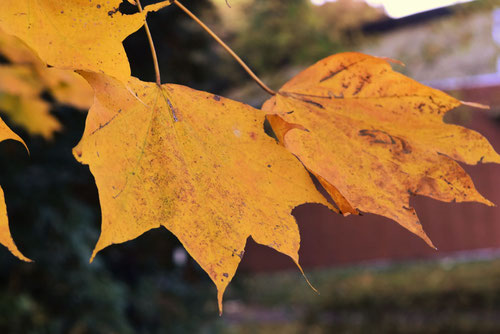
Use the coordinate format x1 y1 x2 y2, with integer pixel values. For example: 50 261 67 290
136 0 162 86
172 0 277 96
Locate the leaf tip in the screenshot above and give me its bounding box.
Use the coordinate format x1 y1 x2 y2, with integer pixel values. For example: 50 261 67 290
488 152 500 165
294 259 319 294
14 251 32 262
408 216 436 250
460 100 490 110
0 230 31 262
89 246 101 264
2 243 32 262
421 232 436 250
484 199 497 207
217 290 224 316
379 56 406 67
470 190 497 207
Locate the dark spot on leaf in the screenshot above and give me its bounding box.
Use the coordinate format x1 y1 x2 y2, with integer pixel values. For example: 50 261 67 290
319 66 347 82
352 81 366 96
302 99 324 109
213 95 221 101
223 273 229 278
108 7 119 17
441 177 453 187
359 129 375 138
359 129 412 154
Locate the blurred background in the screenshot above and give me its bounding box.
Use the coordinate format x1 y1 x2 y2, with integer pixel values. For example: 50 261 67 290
0 0 500 332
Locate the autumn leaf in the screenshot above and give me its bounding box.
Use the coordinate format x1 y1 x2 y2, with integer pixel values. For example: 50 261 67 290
0 28 93 139
0 27 40 65
263 52 500 247
0 117 30 261
0 65 61 139
41 67 93 110
73 73 332 312
0 0 171 83
0 27 94 109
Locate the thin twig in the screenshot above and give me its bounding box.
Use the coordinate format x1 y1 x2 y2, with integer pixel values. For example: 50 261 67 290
136 0 162 86
172 0 276 96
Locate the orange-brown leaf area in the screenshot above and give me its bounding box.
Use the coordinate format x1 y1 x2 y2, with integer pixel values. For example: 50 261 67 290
0 118 30 261
73 73 331 312
263 52 500 247
0 0 170 83
0 28 93 139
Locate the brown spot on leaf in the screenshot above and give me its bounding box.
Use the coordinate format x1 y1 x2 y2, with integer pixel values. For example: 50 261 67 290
302 99 325 109
319 66 347 82
108 7 119 17
359 129 412 154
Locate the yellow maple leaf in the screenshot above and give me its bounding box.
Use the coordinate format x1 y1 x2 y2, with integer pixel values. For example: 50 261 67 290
41 67 94 110
0 27 94 108
0 93 60 140
263 52 500 247
0 0 170 83
0 28 93 139
73 73 332 312
0 117 30 261
0 65 59 139
0 26 39 65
